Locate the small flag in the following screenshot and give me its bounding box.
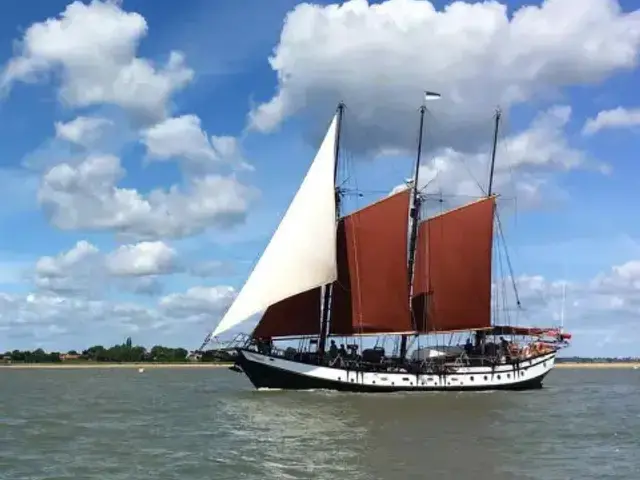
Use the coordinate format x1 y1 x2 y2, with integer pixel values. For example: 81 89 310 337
424 91 441 101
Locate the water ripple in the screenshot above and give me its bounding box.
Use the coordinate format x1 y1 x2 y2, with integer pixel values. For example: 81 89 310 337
0 368 638 479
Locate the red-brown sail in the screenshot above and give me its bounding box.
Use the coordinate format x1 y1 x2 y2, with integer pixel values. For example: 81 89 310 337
252 287 321 338
412 196 495 333
330 190 413 335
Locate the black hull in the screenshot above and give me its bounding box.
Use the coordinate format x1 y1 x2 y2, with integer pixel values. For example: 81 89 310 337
235 350 549 392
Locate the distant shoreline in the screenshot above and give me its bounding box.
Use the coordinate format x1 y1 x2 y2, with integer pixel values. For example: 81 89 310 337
556 362 640 369
2 361 638 370
0 362 234 369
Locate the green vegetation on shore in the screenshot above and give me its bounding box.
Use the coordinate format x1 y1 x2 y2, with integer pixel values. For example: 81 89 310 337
556 356 639 363
1 337 233 364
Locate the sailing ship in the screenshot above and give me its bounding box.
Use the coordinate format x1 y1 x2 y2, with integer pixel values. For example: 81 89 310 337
207 99 572 392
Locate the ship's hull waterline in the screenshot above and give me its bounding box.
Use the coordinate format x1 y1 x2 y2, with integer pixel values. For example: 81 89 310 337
234 349 556 392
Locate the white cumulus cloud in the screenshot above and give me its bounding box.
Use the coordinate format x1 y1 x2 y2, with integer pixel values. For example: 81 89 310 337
249 0 640 153
582 106 640 135
141 114 252 172
37 155 256 239
1 0 193 122
54 116 114 148
392 105 606 208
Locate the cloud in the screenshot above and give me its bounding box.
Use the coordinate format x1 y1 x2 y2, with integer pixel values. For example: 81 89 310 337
582 106 640 135
34 239 179 295
0 284 234 350
34 240 102 294
105 241 178 277
37 154 256 239
6 254 640 354
54 116 114 148
141 114 253 172
249 0 640 153
158 285 235 316
1 0 193 122
392 105 604 208
490 260 640 357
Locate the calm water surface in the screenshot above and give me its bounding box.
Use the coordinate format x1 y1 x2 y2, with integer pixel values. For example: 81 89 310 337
0 367 638 480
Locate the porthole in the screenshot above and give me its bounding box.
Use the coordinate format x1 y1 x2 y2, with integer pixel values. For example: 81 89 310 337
497 375 501 380
507 374 510 379
483 376 488 380
351 379 354 383
470 376 474 381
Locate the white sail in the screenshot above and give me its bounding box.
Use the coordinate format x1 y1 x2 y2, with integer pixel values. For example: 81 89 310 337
210 115 339 338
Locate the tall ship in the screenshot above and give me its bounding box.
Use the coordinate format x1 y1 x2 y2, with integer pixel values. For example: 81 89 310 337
206 98 572 392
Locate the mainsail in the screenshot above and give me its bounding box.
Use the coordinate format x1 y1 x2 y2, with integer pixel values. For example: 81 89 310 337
330 190 413 335
210 115 340 338
411 196 496 333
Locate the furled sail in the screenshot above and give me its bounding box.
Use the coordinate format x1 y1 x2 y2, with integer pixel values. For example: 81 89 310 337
412 196 496 333
330 189 413 335
210 115 339 338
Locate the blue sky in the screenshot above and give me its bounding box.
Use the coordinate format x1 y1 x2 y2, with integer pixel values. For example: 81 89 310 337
0 0 639 357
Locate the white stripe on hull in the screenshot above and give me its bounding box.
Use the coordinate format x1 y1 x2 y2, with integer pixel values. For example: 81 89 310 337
239 350 556 391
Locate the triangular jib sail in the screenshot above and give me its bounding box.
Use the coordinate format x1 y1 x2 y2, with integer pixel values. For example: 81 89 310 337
210 115 340 338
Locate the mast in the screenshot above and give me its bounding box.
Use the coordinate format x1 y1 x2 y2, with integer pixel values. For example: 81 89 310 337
318 102 345 357
560 282 566 333
487 107 501 197
400 104 428 360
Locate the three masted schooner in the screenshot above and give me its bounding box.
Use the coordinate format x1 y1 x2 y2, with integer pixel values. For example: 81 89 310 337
207 99 572 392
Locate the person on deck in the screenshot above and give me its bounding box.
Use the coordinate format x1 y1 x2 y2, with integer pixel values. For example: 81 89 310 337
500 337 511 362
329 340 338 358
464 338 473 356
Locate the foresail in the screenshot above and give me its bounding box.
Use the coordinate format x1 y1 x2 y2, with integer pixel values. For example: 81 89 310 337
210 115 339 338
252 287 322 338
330 190 413 335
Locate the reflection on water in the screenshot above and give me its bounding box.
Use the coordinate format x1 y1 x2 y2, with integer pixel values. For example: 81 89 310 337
0 368 638 479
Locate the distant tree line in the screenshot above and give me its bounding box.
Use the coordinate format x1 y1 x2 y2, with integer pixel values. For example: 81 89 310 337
556 356 639 363
1 337 235 364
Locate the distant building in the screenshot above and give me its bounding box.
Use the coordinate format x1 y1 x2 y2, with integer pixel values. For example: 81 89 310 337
187 351 202 362
59 353 82 361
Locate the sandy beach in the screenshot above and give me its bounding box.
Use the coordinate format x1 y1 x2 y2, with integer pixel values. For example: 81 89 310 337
0 362 234 369
555 362 640 369
2 361 638 370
